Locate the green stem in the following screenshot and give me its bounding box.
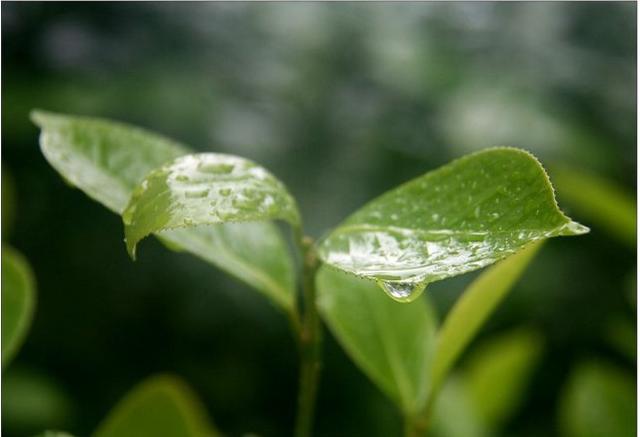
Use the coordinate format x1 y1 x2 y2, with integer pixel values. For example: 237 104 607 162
404 414 429 437
294 235 322 437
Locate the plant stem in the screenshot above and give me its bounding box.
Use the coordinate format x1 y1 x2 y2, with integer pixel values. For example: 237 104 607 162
404 414 429 437
294 235 321 437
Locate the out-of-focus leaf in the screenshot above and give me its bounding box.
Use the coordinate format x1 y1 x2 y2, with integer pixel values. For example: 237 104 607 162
430 241 543 395
559 361 636 437
31 110 295 311
430 376 485 437
3 367 75 436
2 246 36 368
464 329 543 429
316 266 437 415
319 148 587 303
123 153 300 258
551 165 636 248
93 374 218 437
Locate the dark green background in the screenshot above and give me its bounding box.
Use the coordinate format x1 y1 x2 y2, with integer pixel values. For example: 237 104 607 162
2 2 636 436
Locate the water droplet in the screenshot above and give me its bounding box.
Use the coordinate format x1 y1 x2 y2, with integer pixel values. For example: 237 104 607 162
219 188 232 197
175 174 189 182
184 188 209 198
560 221 590 235
377 280 427 302
198 161 234 174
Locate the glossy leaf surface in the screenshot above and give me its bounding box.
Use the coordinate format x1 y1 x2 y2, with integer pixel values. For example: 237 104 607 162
559 361 636 437
32 110 295 310
319 148 587 302
2 246 36 368
317 266 437 414
123 153 300 258
93 374 217 437
430 241 542 394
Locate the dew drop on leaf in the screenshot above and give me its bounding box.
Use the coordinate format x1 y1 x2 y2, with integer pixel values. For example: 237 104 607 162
377 280 427 303
184 188 209 198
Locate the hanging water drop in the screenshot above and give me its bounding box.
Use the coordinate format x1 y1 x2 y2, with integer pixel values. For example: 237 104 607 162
377 280 427 303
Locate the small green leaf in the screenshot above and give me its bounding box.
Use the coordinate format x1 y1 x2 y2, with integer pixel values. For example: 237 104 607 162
93 374 218 437
559 361 636 437
318 148 587 302
430 241 543 396
551 165 636 248
123 153 300 259
464 329 543 430
32 110 296 311
2 246 36 369
317 266 437 415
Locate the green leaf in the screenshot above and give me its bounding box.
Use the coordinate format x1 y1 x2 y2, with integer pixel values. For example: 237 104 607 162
559 361 636 437
318 148 587 302
93 374 218 437
316 266 437 415
2 246 36 368
123 153 300 259
430 241 543 396
32 110 296 311
551 165 636 248
464 329 543 430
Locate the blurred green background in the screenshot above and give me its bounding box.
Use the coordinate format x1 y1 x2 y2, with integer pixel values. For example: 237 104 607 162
2 2 636 436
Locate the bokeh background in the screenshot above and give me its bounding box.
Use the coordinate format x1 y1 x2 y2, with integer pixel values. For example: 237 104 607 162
2 2 636 436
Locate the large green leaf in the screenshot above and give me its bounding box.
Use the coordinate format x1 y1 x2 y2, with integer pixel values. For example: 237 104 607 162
559 361 636 437
464 329 542 430
316 266 437 415
123 153 300 259
2 246 36 368
430 241 543 396
318 148 587 302
32 110 295 311
551 165 636 248
93 374 218 437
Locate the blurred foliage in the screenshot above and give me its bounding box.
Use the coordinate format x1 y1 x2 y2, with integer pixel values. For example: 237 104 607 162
2 2 636 436
559 361 636 437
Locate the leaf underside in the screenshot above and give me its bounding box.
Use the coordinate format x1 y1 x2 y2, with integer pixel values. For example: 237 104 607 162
32 110 296 310
318 147 587 302
317 266 437 415
2 246 36 369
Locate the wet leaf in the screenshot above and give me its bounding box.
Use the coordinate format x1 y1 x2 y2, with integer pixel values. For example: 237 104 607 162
317 266 437 414
2 246 36 369
559 361 636 437
430 241 542 395
32 110 296 311
318 148 587 302
551 165 636 248
93 374 218 437
123 153 300 259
